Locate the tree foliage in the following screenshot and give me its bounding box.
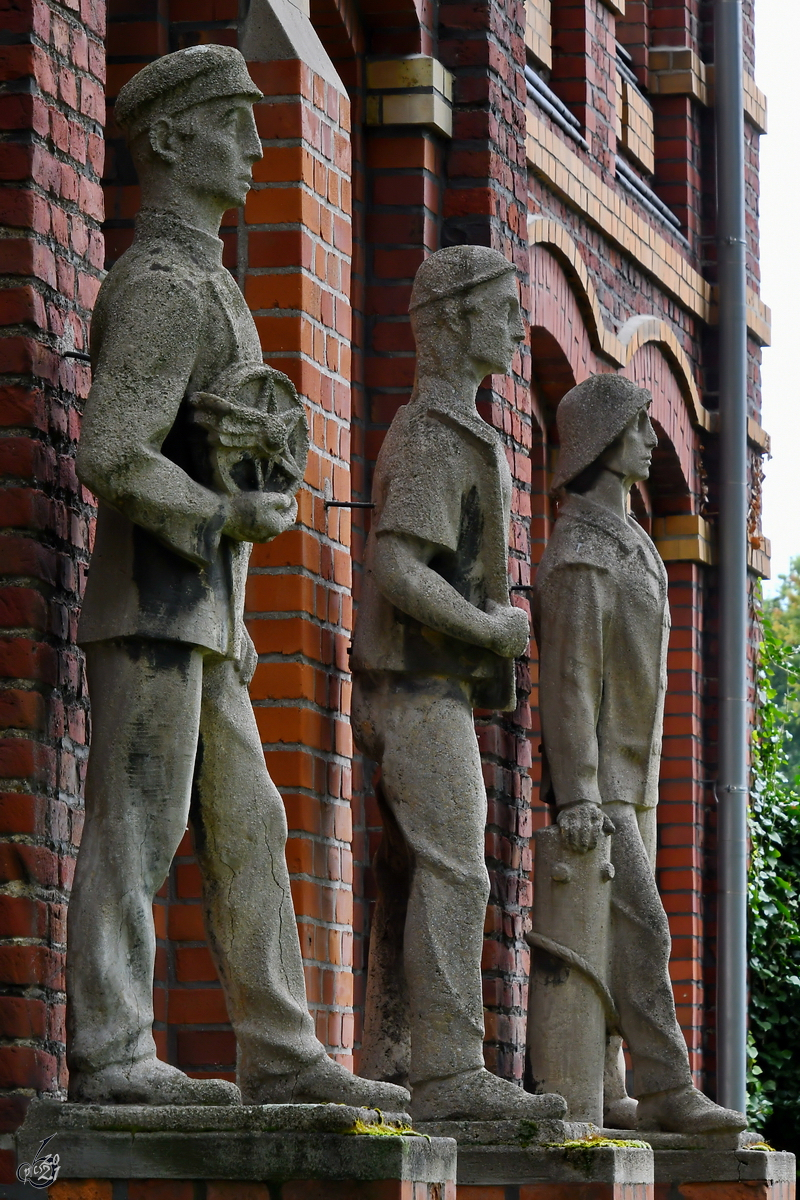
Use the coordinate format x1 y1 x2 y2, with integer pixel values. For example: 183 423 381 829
747 575 800 1151
767 557 800 778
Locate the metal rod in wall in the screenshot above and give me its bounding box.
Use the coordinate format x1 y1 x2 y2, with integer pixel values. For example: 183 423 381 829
714 0 749 1115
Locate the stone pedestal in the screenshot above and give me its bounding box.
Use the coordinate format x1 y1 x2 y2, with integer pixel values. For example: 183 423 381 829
600 1128 795 1200
652 1147 795 1200
614 1131 795 1200
417 1118 653 1199
15 1101 456 1199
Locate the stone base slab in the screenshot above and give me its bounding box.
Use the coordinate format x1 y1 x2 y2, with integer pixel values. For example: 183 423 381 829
446 1142 654 1194
601 1128 773 1152
415 1118 596 1147
16 1101 456 1190
652 1147 796 1198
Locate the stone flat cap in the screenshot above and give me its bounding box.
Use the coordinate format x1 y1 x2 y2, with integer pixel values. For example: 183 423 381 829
410 245 515 311
552 374 652 492
116 45 263 137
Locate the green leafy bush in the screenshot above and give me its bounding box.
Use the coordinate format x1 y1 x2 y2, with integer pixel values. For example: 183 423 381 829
748 597 800 1150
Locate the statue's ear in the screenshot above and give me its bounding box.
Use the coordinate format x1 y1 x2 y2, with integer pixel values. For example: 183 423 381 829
149 117 179 164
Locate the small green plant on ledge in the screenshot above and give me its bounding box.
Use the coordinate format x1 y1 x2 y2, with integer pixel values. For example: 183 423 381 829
552 1136 651 1150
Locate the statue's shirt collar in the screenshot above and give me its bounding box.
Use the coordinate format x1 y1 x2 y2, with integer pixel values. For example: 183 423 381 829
134 208 225 271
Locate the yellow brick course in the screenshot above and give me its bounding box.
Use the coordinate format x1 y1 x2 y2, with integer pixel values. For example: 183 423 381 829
525 0 552 70
525 111 771 345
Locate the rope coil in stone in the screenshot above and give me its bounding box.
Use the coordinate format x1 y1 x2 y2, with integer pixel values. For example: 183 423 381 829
525 930 621 1033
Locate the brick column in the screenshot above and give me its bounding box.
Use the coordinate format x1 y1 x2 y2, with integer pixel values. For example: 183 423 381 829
659 562 707 1085
550 0 618 171
439 0 533 1084
649 0 704 247
242 54 356 1065
0 0 105 1173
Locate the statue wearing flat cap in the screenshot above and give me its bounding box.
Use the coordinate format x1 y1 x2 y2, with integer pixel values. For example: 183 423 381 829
528 374 745 1133
67 45 408 1112
350 245 566 1121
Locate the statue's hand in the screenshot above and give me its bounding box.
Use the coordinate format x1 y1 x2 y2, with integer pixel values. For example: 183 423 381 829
557 802 615 854
224 491 297 542
486 600 530 658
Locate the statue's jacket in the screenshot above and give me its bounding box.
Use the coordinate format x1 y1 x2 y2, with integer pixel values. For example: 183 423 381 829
77 209 262 664
534 492 670 810
351 387 516 712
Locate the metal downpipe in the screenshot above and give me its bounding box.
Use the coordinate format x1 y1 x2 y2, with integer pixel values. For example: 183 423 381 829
714 0 749 1114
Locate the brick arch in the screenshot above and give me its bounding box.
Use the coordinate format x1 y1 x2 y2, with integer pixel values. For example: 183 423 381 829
528 216 711 435
529 244 606 388
529 216 622 366
528 224 705 509
624 342 700 507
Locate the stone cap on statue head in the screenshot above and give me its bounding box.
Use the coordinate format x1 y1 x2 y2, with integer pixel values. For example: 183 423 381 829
409 245 516 312
552 373 653 492
115 45 263 139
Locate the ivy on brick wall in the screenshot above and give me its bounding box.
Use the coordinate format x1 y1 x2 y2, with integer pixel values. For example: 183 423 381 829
747 593 800 1151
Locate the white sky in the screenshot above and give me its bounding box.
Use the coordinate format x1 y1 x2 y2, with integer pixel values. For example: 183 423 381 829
755 0 800 596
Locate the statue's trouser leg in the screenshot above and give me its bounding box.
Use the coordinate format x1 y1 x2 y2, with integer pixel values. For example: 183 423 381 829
190 656 322 1083
67 639 203 1078
604 807 658 1108
359 784 412 1084
605 803 693 1098
353 678 489 1086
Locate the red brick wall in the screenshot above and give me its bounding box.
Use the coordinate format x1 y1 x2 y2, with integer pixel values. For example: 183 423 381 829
0 0 105 1171
49 1178 458 1199
0 0 766 1146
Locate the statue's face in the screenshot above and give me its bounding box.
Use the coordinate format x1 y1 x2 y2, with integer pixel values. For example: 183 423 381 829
464 271 525 377
603 406 658 482
156 94 263 210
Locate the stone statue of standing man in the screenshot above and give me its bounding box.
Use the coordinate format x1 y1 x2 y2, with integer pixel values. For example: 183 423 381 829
529 375 746 1133
351 246 566 1122
67 45 408 1112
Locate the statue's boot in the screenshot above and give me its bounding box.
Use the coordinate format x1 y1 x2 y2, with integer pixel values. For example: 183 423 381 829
411 1068 567 1121
69 1058 241 1105
241 1052 410 1110
637 1086 746 1133
604 1096 639 1129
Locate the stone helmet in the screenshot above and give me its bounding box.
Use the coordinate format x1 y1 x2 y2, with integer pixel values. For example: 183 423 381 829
409 245 515 311
115 45 262 139
551 374 653 493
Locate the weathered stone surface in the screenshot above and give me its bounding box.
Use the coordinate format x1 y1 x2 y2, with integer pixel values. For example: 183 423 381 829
19 1100 411 1136
350 246 565 1122
414 1117 595 1145
651 1149 795 1185
527 826 614 1123
528 376 746 1136
65 44 407 1113
16 1100 455 1183
454 1143 654 1188
600 1127 773 1151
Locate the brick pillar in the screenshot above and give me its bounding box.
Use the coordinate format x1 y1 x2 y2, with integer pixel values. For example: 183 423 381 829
0 0 105 1174
242 54 355 1064
550 0 618 171
649 0 704 246
439 0 533 1084
94 6 356 1071
616 0 649 82
659 562 707 1086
